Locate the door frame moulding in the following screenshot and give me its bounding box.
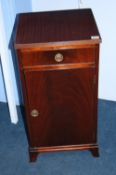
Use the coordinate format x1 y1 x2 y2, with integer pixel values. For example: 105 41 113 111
0 3 18 124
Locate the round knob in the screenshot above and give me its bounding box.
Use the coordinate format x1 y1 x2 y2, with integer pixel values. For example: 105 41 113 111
30 109 39 117
54 53 64 63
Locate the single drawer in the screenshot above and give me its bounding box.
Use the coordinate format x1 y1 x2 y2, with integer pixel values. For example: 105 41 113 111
19 48 95 67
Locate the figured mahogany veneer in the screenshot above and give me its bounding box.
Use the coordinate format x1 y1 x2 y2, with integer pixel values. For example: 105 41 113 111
14 9 101 162
18 47 95 68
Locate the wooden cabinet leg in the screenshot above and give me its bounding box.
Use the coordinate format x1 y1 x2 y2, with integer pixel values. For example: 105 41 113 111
90 147 99 157
29 152 38 162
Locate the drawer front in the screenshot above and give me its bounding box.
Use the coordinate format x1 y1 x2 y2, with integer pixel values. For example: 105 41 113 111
19 48 95 68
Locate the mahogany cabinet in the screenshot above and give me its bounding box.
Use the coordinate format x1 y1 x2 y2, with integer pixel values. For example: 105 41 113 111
14 9 101 162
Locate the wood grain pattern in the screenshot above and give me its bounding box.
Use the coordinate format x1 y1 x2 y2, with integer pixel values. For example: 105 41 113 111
15 9 101 49
24 68 95 147
19 47 96 68
14 9 101 162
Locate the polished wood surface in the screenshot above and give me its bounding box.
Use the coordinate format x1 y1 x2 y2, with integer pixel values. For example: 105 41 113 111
18 47 96 68
15 9 101 49
14 9 101 162
24 68 95 147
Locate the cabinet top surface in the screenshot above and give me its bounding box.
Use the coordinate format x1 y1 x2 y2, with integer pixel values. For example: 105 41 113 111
14 9 101 49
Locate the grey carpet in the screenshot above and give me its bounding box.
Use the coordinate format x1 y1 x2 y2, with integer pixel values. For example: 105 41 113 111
0 100 116 175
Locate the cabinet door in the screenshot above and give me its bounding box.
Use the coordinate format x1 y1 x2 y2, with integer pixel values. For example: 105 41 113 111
24 68 95 147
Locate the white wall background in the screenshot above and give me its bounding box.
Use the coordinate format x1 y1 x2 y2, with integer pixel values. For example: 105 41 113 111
0 0 116 104
31 0 76 11
82 0 116 102
0 0 18 104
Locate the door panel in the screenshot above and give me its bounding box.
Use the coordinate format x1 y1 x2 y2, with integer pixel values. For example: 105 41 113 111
24 68 95 147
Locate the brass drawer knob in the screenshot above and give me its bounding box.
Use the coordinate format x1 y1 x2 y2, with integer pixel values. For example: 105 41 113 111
30 109 39 117
54 53 64 62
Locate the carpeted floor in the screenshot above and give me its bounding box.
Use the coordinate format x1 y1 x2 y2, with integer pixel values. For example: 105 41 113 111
0 100 116 175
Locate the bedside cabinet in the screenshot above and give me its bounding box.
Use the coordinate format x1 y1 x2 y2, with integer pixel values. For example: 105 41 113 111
14 9 101 162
